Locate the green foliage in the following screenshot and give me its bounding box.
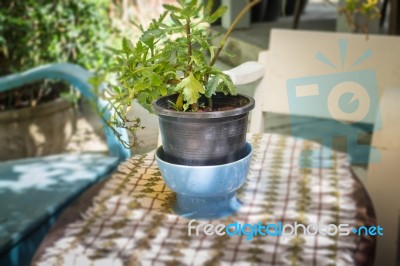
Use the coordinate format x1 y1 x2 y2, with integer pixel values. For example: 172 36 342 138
0 0 115 110
176 73 205 110
0 0 113 75
325 0 380 34
107 0 242 114
98 0 260 148
344 0 380 15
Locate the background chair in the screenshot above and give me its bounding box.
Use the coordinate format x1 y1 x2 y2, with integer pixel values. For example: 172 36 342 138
366 87 400 266
293 0 400 35
0 61 265 266
0 63 130 266
249 29 400 265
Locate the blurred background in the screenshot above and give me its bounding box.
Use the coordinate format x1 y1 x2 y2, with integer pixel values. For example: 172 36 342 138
1 1 400 265
1 0 398 159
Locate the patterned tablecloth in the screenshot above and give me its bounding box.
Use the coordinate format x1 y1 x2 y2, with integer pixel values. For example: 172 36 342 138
36 133 376 266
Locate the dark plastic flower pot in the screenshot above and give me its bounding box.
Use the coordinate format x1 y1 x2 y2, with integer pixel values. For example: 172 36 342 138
152 93 255 166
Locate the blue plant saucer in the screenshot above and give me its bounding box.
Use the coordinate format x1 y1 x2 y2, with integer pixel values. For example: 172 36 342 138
156 142 253 219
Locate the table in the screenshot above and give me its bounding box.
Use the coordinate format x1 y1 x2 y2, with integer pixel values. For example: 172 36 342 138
33 133 376 266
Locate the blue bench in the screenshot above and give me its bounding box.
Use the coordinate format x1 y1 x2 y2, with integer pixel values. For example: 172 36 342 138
0 63 130 266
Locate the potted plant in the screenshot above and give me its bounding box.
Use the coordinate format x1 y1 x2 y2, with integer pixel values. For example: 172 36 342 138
104 0 260 165
100 0 261 218
0 0 114 161
327 0 381 34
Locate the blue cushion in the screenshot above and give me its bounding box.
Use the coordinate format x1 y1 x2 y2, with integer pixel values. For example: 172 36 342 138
0 153 119 265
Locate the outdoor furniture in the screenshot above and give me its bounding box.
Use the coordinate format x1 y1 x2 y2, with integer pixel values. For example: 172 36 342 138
0 61 265 266
366 87 400 266
0 63 130 266
27 34 382 264
293 0 400 34
249 29 400 265
33 133 375 265
382 0 400 35
292 0 307 29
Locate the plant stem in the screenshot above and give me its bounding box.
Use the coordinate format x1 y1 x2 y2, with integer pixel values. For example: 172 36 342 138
209 0 261 67
186 17 192 76
192 102 199 111
186 16 198 112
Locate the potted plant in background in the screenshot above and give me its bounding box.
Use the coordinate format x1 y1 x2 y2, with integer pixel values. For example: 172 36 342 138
0 0 114 161
102 0 261 218
327 0 381 34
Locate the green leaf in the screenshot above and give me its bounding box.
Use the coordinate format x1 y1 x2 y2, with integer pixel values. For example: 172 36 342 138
150 29 164 36
140 32 155 48
217 73 236 95
149 73 162 86
158 11 169 23
222 49 235 57
112 86 121 94
181 0 198 17
170 14 182 26
159 84 168 96
137 92 152 112
134 82 149 92
88 73 106 92
122 37 134 54
193 2 203 16
163 4 181 13
205 75 219 98
204 0 214 15
192 35 208 50
208 45 216 61
206 5 227 23
176 93 183 110
175 73 205 105
176 0 185 6
190 50 206 66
